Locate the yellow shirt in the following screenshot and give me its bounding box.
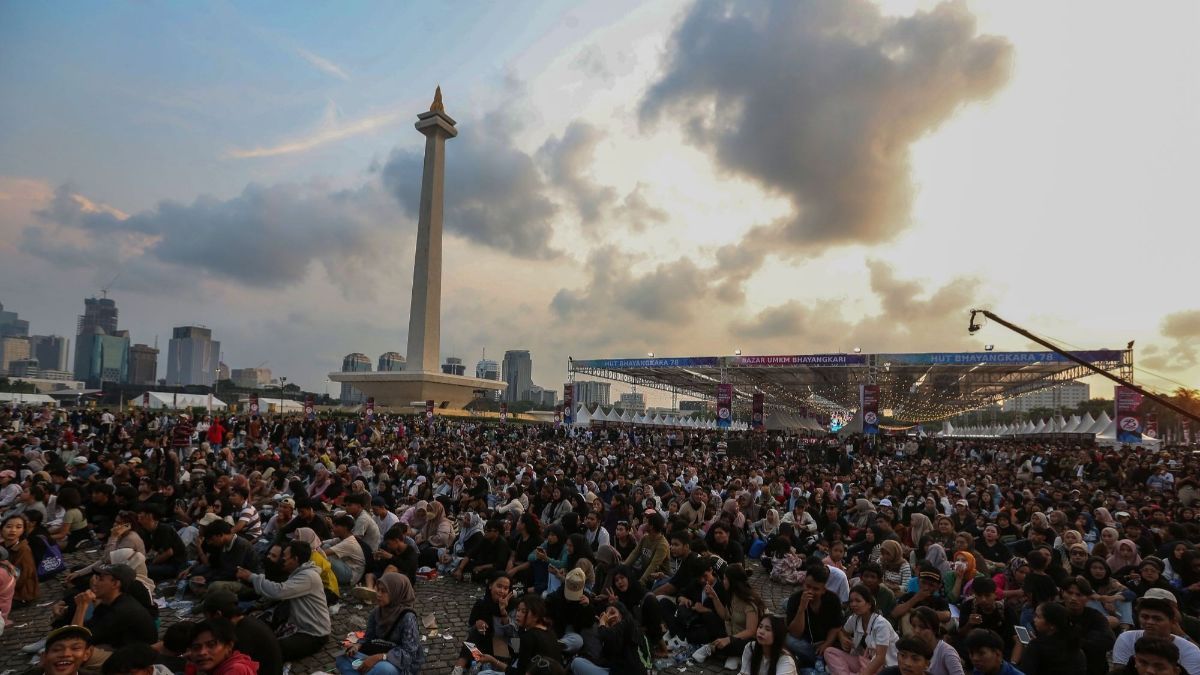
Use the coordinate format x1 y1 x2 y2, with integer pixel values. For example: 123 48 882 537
310 550 339 596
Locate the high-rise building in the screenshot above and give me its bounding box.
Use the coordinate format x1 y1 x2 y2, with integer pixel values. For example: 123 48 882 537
574 380 611 406
128 344 159 386
7 359 39 378
341 353 372 404
30 335 69 372
80 331 129 386
1002 381 1091 413
74 297 120 384
0 303 30 338
476 359 499 381
231 367 272 389
502 350 533 403
618 391 646 413
0 336 31 374
378 352 406 372
166 326 221 386
441 356 465 376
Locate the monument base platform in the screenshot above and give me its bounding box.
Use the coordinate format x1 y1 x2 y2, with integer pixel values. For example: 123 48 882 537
328 371 506 409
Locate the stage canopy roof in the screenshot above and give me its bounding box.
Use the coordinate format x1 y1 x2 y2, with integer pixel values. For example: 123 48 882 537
569 349 1130 423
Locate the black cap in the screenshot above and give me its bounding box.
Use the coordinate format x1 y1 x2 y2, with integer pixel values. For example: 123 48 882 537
200 588 240 616
45 625 93 648
95 563 137 591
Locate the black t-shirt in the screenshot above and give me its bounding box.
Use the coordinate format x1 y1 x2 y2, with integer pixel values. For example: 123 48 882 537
1023 571 1059 606
784 590 844 644
235 615 283 675
897 590 950 613
87 593 158 648
146 523 187 564
976 539 1012 564
668 552 707 595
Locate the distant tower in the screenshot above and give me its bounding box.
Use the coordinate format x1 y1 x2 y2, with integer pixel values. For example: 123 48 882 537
378 352 406 372
341 353 372 404
405 86 457 373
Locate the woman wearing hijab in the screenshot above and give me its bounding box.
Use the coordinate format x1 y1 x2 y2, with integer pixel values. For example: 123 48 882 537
292 527 340 601
336 573 424 675
308 465 334 501
908 513 934 550
1083 556 1132 629
416 501 453 566
400 500 428 532
439 512 484 576
1107 539 1142 578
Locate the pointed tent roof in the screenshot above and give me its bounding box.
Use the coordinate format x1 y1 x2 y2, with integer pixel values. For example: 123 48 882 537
1087 411 1112 434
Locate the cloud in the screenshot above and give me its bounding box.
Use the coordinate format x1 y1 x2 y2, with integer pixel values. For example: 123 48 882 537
731 260 981 352
536 121 668 233
227 107 403 159
381 115 562 260
1141 310 1200 372
552 246 709 324
24 181 404 291
641 0 1012 255
295 47 350 81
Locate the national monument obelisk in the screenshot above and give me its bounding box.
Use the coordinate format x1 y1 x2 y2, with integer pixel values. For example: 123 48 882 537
329 88 506 408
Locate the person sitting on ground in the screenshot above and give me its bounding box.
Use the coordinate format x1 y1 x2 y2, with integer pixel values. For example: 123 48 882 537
1059 576 1114 675
236 540 331 663
452 519 511 582
335 573 424 675
963 629 1023 675
1128 636 1184 675
58 563 158 667
653 531 707 598
136 504 187 582
358 524 418 599
322 514 367 589
200 589 283 675
344 493 381 551
288 527 340 602
39 625 96 675
187 520 259 598
450 573 516 675
784 562 844 669
880 636 936 675
738 614 798 675
1010 601 1086 675
907 606 965 675
824 584 899 675
570 599 648 675
1 513 38 606
1111 597 1200 675
622 513 669 588
183 618 260 675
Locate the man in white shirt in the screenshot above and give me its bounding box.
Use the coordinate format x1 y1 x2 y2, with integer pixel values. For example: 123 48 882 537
322 515 366 588
370 497 399 536
1111 594 1200 675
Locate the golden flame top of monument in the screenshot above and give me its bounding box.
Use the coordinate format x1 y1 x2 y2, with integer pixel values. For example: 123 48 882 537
430 86 444 113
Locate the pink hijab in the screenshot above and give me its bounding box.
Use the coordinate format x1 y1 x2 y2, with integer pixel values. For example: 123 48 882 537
1107 539 1142 571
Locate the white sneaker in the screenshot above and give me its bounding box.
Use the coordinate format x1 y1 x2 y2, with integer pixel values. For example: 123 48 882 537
22 638 46 654
724 655 741 670
450 667 465 675
691 643 713 662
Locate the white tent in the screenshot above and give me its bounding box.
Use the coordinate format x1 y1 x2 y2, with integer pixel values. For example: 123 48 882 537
1078 412 1096 433
574 404 592 426
1062 415 1082 433
1086 411 1112 435
0 392 57 406
137 391 227 410
620 409 633 423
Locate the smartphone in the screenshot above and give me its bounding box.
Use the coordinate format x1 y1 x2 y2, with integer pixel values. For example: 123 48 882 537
1014 626 1032 645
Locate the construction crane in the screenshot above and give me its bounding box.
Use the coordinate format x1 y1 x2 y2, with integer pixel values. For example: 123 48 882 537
968 309 1200 425
100 272 120 299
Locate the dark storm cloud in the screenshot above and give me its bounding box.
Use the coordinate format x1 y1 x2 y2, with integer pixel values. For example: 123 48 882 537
27 182 396 289
382 122 561 260
641 0 1012 253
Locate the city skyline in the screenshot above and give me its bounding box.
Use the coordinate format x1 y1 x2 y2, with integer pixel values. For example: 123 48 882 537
2 2 1198 400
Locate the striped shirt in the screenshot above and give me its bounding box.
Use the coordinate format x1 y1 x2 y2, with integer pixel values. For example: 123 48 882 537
235 502 262 539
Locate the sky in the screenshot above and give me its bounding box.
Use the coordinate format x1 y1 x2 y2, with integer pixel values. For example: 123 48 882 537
2 0 1199 405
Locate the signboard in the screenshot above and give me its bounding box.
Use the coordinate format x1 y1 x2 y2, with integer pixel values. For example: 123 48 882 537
887 350 1123 366
716 383 733 430
500 402 508 424
142 392 150 408
1114 385 1144 444
735 354 867 367
751 392 765 431
249 393 259 416
554 404 563 428
304 395 315 421
861 384 880 435
1145 413 1158 439
573 357 720 369
563 383 575 424
425 399 434 426
365 396 375 420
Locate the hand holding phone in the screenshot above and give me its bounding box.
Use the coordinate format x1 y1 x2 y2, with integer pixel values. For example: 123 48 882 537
1014 626 1032 645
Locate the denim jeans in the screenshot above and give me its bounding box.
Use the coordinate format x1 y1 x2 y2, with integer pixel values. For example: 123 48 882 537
785 635 818 667
335 655 400 675
570 657 610 675
330 558 353 588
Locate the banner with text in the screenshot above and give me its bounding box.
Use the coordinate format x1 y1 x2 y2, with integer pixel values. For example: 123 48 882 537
717 383 733 429
500 402 509 424
1145 413 1158 439
305 395 315 421
425 399 434 427
1114 385 1144 444
366 397 375 420
563 384 575 424
249 393 259 416
861 384 880 435
752 392 765 431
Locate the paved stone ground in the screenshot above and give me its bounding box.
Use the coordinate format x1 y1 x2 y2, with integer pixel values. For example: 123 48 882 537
0 554 796 674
